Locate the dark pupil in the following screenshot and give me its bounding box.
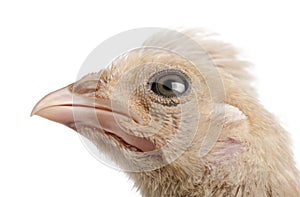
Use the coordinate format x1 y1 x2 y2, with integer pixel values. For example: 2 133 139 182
151 73 188 98
162 79 173 91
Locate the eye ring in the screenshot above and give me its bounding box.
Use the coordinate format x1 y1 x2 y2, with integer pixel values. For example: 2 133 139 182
149 69 190 98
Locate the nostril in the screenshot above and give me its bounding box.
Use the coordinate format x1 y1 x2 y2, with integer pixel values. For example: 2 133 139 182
72 80 98 95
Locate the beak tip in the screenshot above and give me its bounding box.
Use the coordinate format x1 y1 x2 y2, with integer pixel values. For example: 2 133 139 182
30 84 73 118
30 109 36 117
31 102 42 117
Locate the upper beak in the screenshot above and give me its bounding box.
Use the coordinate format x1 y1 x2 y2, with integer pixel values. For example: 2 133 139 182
31 84 155 152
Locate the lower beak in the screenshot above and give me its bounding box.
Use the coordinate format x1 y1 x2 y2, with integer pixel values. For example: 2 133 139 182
31 84 155 152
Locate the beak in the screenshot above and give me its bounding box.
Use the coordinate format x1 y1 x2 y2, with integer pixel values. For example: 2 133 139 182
31 84 155 152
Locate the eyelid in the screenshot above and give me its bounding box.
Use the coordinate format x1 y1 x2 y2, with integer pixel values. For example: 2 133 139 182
149 69 190 83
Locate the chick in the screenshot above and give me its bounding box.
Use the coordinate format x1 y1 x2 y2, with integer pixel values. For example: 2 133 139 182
32 29 300 197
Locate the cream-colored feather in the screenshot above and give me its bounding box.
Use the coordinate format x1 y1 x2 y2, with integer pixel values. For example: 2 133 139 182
32 29 300 197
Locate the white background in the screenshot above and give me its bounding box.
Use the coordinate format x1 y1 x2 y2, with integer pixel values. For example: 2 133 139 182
0 1 299 196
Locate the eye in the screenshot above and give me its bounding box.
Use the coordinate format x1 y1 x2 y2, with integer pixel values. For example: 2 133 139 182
149 70 190 98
